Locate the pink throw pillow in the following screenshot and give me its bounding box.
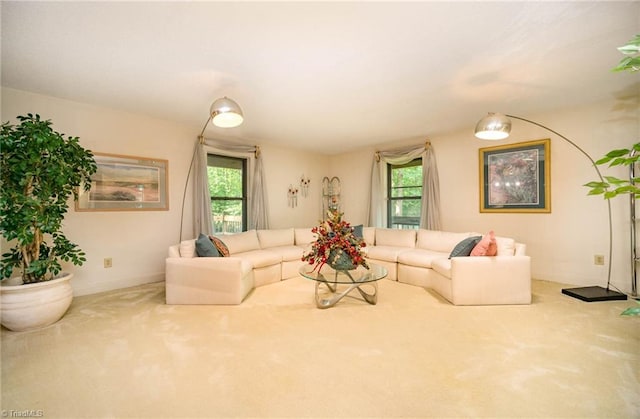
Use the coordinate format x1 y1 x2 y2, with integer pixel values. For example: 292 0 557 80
471 231 497 256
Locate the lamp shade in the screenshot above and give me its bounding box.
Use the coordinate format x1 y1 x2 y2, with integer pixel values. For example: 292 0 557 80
210 97 244 128
474 112 511 140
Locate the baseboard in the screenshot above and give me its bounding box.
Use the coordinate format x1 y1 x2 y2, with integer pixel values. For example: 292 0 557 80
72 272 165 297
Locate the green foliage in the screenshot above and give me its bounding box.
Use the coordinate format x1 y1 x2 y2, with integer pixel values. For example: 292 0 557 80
207 162 245 233
207 165 243 216
584 143 640 199
390 162 422 218
0 114 97 283
621 300 640 316
584 35 640 200
612 34 640 73
592 34 640 315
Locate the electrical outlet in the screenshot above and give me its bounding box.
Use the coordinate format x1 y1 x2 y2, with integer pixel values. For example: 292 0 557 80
104 257 113 268
594 255 605 266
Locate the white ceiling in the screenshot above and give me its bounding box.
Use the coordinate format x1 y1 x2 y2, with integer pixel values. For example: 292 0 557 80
2 1 638 154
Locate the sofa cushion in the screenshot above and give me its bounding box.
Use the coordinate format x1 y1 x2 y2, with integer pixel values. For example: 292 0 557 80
363 227 376 246
417 230 472 253
353 225 375 249
168 244 181 258
218 230 260 255
471 231 497 256
432 258 452 279
514 243 527 256
398 249 449 268
496 236 516 256
196 233 220 257
294 228 317 246
298 242 314 255
179 239 197 258
209 236 230 257
267 245 304 262
366 245 412 263
258 228 294 248
449 236 482 258
233 249 281 268
375 228 416 248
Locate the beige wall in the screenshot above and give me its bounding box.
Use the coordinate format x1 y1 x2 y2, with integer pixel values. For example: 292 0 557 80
259 144 329 228
1 88 326 295
2 87 638 295
328 147 375 225
330 100 637 293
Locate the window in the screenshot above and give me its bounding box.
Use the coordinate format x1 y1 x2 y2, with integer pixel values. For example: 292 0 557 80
387 158 422 229
207 154 247 233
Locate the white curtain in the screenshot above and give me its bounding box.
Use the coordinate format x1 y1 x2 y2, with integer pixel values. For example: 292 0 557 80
368 142 442 230
190 138 269 238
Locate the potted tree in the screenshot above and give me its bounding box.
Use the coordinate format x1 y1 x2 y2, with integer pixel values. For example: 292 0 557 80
584 34 640 316
0 114 97 331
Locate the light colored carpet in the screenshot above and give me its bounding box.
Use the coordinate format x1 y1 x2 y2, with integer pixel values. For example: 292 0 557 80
1 277 639 418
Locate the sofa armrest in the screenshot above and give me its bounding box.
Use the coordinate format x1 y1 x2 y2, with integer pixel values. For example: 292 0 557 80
450 256 531 305
165 257 254 305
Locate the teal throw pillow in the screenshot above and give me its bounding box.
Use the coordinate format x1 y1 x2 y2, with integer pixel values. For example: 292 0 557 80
353 224 364 239
196 233 220 257
449 236 482 259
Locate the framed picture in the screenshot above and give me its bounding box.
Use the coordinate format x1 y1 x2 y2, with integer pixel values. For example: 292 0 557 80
76 153 169 211
479 139 550 213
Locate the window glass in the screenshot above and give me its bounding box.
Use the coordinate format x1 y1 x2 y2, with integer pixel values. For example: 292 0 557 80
387 159 422 229
207 154 247 233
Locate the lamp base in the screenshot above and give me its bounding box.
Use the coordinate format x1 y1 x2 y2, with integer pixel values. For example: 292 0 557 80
562 286 627 302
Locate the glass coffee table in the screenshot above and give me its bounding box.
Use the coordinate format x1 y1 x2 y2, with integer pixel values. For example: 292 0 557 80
299 263 388 309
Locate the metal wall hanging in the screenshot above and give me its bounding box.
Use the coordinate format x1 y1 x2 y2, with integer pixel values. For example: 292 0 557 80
300 174 311 197
322 176 341 215
288 184 299 208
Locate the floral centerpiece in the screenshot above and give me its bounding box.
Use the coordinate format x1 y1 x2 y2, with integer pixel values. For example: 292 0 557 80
302 209 369 271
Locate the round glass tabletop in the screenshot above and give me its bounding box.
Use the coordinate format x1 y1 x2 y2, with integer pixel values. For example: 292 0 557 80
299 263 387 284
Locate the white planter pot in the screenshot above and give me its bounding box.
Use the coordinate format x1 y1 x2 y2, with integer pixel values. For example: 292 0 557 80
0 273 73 332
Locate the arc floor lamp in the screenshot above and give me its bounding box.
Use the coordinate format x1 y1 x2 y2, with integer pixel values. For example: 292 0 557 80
475 112 627 302
179 96 244 242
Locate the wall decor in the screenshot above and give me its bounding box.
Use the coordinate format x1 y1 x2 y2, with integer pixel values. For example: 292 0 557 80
288 184 299 208
300 174 310 197
322 176 341 215
479 139 550 213
76 153 169 211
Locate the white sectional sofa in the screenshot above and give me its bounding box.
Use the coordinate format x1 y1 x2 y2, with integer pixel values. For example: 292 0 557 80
165 227 531 306
166 228 314 304
363 228 531 305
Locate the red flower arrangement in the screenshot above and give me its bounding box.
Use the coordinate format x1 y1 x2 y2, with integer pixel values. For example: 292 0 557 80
302 209 369 271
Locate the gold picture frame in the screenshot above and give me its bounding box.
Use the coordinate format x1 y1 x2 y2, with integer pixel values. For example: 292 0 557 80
479 139 550 213
76 153 169 211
